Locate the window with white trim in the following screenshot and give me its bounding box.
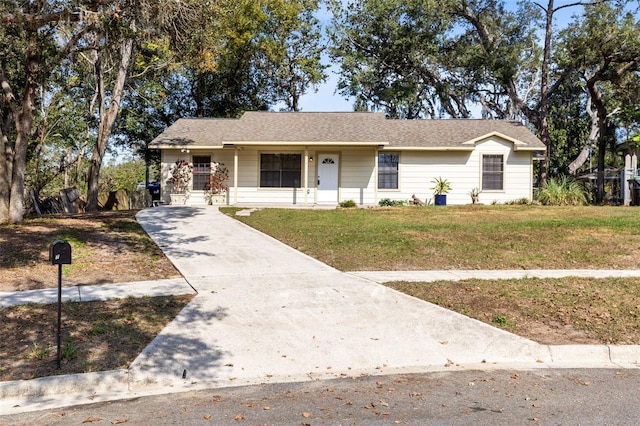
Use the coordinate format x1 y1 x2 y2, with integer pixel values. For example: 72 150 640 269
378 153 399 189
260 153 301 188
192 156 211 190
482 154 504 191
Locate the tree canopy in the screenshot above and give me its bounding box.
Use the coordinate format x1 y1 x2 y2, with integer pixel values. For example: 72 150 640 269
1 0 639 223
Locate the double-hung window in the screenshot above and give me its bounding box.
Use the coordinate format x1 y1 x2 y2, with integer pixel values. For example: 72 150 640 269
378 153 399 189
260 153 301 188
482 154 504 191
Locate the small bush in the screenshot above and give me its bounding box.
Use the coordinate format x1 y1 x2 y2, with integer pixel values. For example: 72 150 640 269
26 342 51 360
537 177 589 206
339 199 357 208
378 198 407 207
62 341 77 360
505 197 531 205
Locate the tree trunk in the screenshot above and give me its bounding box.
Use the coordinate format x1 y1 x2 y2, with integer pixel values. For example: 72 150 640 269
6 37 39 223
568 94 600 174
0 126 10 223
586 74 609 204
538 0 554 185
85 38 134 212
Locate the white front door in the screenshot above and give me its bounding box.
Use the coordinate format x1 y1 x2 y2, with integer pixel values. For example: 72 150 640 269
317 154 339 204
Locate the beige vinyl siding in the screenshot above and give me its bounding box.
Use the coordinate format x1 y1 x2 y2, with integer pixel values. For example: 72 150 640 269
472 138 533 204
160 136 535 206
393 137 534 205
234 147 315 205
338 149 377 205
160 149 236 205
397 151 472 205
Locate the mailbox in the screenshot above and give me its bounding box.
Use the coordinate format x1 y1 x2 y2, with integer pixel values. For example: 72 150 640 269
49 240 72 265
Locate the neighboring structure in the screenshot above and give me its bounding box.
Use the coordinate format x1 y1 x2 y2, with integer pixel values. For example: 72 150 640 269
149 111 546 206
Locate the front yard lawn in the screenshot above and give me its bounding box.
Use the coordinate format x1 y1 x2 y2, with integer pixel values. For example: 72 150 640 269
226 205 640 271
226 205 640 345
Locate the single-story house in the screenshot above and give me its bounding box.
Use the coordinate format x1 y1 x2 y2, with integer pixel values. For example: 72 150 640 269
149 111 546 206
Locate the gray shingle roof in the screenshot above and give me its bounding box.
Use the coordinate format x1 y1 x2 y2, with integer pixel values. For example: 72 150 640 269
149 112 545 150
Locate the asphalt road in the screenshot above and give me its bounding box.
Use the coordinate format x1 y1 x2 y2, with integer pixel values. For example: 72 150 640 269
2 368 639 425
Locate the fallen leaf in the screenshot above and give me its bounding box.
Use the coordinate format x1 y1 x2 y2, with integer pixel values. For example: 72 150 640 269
203 414 212 420
440 341 449 345
234 414 244 421
302 412 311 418
111 420 127 425
83 417 102 423
263 406 270 410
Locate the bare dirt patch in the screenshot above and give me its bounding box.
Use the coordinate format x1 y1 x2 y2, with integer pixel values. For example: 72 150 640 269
0 211 180 291
1 295 194 381
0 210 188 381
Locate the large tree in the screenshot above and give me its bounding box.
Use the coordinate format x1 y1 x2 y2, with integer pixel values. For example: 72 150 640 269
557 2 640 203
0 2 88 223
0 1 225 220
328 0 541 119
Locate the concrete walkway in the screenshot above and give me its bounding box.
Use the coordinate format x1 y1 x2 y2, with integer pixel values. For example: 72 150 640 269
2 205 640 415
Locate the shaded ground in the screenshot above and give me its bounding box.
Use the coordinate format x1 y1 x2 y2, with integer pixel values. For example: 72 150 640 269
0 211 189 381
0 295 194 381
0 211 180 291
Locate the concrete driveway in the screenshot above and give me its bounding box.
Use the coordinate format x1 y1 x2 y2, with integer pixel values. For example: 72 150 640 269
129 206 619 394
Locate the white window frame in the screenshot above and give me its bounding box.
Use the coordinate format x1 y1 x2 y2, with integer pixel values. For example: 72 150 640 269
378 152 400 190
481 154 505 191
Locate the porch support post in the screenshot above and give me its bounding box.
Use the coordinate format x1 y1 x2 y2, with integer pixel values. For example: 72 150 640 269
304 147 309 205
374 147 379 204
233 147 239 204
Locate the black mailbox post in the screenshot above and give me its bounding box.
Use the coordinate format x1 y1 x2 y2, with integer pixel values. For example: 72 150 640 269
50 240 72 368
50 240 72 265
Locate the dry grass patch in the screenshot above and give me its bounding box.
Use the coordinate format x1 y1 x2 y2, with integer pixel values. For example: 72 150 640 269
387 277 640 345
0 295 194 381
0 211 180 291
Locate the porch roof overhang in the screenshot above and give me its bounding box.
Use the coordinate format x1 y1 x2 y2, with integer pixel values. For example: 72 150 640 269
222 141 388 147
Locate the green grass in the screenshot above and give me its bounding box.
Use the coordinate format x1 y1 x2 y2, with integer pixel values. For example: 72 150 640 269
224 205 640 271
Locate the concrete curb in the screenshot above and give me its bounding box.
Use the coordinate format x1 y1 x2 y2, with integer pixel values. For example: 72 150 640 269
0 370 129 400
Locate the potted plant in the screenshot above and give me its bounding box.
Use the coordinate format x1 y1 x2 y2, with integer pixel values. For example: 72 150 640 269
431 177 451 206
204 162 229 205
469 187 480 204
166 159 193 205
